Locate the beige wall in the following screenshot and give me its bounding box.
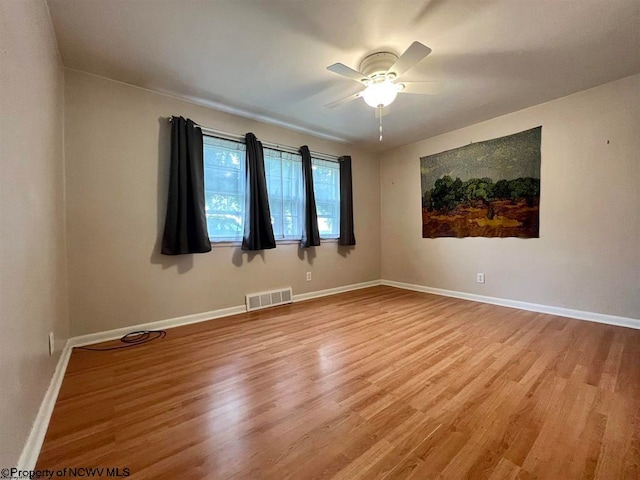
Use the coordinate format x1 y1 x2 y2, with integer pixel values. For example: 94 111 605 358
64 69 381 335
0 0 69 467
381 74 640 319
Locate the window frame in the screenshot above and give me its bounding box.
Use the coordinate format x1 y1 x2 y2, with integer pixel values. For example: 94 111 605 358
311 157 341 240
263 147 305 241
202 135 247 243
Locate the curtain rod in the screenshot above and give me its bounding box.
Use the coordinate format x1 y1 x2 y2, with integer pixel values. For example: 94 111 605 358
167 117 340 162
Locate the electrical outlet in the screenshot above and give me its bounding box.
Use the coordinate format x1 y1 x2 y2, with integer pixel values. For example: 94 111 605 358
48 332 55 356
477 273 485 284
306 272 312 281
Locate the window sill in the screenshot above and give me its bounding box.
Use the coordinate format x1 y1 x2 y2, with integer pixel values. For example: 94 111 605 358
209 238 340 248
209 240 242 248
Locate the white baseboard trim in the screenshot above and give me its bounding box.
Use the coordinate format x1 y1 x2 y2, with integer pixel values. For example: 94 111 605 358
17 340 73 471
68 305 247 348
381 279 640 330
68 280 382 348
292 280 382 303
16 279 382 468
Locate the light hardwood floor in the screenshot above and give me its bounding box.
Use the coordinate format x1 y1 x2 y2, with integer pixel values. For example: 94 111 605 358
37 286 640 479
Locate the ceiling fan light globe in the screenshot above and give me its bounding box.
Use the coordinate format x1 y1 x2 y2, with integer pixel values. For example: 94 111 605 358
362 81 399 108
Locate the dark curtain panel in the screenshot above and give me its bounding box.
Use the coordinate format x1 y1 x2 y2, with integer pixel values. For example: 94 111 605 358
339 156 356 246
242 132 276 251
161 116 211 255
300 146 320 248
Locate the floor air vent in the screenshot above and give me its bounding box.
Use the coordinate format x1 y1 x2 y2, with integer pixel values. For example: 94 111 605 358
246 287 293 312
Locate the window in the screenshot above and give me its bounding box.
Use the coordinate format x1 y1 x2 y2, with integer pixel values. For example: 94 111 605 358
312 158 340 239
264 148 304 240
203 136 246 241
203 135 340 242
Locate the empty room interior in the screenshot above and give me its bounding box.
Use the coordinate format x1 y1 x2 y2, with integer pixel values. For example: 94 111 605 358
2 0 640 478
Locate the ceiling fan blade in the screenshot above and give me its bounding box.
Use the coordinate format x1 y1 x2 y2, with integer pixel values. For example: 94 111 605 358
324 90 364 108
398 81 443 95
375 105 391 118
387 41 432 80
327 63 368 83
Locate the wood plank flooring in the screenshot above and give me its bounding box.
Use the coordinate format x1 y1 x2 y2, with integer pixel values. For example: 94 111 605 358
37 286 640 479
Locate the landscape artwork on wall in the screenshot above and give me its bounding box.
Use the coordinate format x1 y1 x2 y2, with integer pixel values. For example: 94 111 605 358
421 126 541 238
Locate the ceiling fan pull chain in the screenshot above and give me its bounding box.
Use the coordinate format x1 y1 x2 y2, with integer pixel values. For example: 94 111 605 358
379 106 383 142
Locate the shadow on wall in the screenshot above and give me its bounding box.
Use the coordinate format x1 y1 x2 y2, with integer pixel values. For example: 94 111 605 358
297 246 317 265
338 244 354 258
231 249 265 267
297 243 356 263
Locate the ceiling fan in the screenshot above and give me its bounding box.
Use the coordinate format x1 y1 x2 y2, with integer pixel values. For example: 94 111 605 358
326 41 442 141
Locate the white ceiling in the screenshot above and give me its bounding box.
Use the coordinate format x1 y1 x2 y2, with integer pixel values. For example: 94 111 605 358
47 0 640 151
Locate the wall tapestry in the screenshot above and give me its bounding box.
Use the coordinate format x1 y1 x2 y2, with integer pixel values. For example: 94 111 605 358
421 126 541 238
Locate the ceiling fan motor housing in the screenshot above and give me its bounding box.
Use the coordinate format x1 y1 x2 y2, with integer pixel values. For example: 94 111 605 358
358 52 399 81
